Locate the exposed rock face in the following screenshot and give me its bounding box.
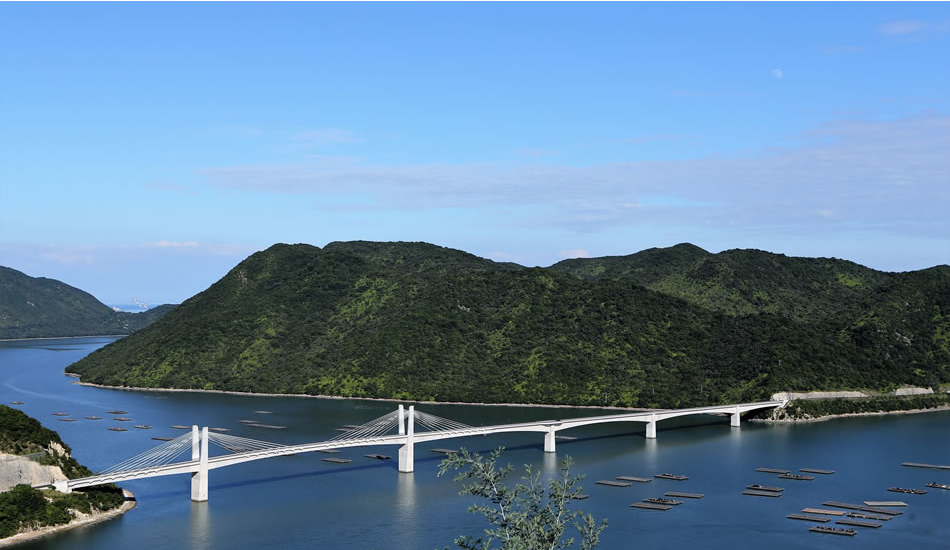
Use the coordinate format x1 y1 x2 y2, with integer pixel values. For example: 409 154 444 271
895 386 933 396
771 390 867 401
771 386 935 401
0 453 67 492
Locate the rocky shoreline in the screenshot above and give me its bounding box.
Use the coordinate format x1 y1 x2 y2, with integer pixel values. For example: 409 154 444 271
756 403 950 424
0 489 136 547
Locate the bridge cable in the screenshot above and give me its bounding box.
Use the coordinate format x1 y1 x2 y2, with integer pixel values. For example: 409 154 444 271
98 432 194 474
207 432 288 454
328 410 400 442
413 410 472 432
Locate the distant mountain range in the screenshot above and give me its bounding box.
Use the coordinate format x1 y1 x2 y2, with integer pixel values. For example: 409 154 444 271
64 241 950 408
0 266 173 339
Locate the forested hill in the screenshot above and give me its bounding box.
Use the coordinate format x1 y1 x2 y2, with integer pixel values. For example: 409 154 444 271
0 266 173 339
549 244 893 322
66 242 950 409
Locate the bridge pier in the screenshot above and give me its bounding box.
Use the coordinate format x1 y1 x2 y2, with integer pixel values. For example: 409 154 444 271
398 405 415 473
544 426 557 453
645 414 657 439
731 406 741 428
191 426 209 502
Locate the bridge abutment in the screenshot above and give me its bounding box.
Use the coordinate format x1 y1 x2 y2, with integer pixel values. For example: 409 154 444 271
191 426 209 502
398 405 415 473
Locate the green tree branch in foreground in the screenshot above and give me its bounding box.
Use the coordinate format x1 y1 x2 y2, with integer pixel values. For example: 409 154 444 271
437 447 607 550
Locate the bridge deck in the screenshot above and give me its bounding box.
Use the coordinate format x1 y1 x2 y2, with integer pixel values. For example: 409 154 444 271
66 400 785 491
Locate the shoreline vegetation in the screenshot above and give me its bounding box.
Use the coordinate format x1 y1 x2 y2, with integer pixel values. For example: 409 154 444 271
0 335 128 343
73 378 950 421
0 489 135 548
757 393 950 423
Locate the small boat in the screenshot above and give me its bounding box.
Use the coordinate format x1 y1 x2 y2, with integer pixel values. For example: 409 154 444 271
778 473 814 481
134 425 152 430
170 425 191 429
152 436 174 441
209 427 230 432
643 497 682 505
108 427 128 432
925 482 950 490
888 487 927 494
113 417 132 421
654 473 688 480
58 418 78 422
52 412 70 416
84 416 102 420
106 410 127 414
9 401 23 405
809 526 857 536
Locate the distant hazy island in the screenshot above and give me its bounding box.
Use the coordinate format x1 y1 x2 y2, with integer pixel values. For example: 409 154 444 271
61 241 949 410
0 266 173 340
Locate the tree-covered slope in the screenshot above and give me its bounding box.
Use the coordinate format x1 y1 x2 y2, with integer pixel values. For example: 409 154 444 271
0 406 125 539
0 266 173 339
66 242 950 408
551 245 893 322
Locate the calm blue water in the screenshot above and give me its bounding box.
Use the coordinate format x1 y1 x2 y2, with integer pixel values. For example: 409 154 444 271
1 338 948 549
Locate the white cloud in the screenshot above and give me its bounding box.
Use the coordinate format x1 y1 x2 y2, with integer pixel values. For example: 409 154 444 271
879 20 924 36
771 68 783 79
198 113 950 241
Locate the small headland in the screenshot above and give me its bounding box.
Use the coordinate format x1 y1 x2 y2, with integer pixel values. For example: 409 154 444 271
752 387 950 423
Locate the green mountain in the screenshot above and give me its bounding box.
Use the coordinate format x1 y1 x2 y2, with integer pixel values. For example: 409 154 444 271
550 244 892 322
65 242 950 408
0 266 173 339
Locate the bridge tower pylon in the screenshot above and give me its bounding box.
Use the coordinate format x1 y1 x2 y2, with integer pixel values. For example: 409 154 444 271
191 425 209 502
398 405 415 473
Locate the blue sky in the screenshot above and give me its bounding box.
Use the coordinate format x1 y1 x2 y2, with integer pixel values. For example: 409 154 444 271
1 2 948 305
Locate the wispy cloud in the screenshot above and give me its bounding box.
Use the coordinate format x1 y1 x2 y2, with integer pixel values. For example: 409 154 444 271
199 113 949 241
879 20 925 36
878 19 950 39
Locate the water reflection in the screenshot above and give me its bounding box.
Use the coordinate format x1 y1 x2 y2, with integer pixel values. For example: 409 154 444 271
188 502 212 550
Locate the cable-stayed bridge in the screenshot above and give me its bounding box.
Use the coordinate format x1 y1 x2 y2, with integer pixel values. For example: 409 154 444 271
54 400 785 501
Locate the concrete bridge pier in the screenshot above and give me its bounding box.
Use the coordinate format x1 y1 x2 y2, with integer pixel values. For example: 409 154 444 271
191 426 209 502
544 426 557 453
645 413 657 439
398 405 415 473
730 406 741 428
